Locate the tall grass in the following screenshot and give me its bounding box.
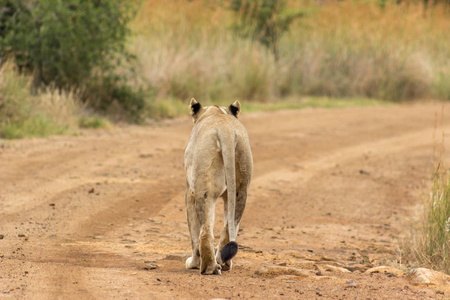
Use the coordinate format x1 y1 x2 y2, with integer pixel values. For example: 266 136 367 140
408 107 450 273
415 165 450 273
0 62 106 139
130 0 450 103
130 1 274 103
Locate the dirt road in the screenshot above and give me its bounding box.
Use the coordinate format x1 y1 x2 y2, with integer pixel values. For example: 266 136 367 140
1 103 449 299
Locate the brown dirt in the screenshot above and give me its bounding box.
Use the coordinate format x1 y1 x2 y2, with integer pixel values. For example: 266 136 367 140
1 103 449 299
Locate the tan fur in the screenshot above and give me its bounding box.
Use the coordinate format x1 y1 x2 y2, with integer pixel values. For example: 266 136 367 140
184 98 253 275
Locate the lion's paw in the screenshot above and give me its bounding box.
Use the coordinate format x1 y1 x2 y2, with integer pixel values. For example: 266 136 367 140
201 263 222 275
186 256 200 269
221 260 232 271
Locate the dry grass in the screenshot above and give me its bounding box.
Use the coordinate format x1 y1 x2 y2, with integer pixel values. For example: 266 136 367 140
131 1 277 103
412 163 450 274
129 0 450 104
404 107 450 274
0 62 108 139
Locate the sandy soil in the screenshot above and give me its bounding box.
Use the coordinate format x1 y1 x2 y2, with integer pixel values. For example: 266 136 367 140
1 103 449 299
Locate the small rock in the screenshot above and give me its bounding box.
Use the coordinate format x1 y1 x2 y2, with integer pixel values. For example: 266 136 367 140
359 169 370 175
255 263 311 278
93 236 104 239
346 280 358 287
0 234 4 239
346 263 367 272
18 234 26 238
365 266 405 277
307 249 314 253
88 188 95 194
49 203 55 207
408 268 450 286
164 252 190 261
277 262 287 266
143 263 158 270
320 264 351 274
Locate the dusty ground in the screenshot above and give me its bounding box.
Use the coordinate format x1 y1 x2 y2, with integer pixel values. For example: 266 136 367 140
1 103 449 299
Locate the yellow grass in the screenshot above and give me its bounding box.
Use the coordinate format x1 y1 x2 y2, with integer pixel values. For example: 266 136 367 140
129 0 450 103
0 62 109 139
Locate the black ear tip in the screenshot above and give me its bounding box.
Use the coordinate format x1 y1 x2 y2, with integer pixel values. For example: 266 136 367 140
229 104 240 117
221 241 238 263
191 101 201 115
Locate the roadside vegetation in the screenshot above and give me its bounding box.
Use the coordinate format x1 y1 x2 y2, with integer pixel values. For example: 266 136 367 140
132 0 450 104
407 114 450 274
1 0 449 139
0 0 139 138
0 61 109 139
417 165 450 274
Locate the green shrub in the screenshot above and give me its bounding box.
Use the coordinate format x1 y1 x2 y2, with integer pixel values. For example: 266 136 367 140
81 75 150 122
0 0 148 121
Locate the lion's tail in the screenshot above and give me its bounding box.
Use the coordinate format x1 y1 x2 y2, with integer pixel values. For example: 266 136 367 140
218 129 239 263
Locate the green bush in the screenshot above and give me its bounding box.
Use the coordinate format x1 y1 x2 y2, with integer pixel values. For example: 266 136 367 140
0 0 148 121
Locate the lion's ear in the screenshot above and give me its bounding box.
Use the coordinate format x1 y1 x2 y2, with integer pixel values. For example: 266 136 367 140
228 100 241 118
190 98 203 122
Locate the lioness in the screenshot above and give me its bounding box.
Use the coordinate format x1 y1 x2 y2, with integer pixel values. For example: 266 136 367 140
184 98 253 275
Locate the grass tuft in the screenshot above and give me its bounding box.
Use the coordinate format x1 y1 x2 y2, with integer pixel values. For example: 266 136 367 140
78 116 111 129
0 61 82 139
415 166 450 273
407 107 450 274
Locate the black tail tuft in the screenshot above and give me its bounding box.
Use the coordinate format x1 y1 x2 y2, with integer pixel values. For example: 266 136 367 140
221 241 238 263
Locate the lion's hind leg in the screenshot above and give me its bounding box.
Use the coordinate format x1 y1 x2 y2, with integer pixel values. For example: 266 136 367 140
216 192 233 271
185 189 200 269
198 194 221 275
